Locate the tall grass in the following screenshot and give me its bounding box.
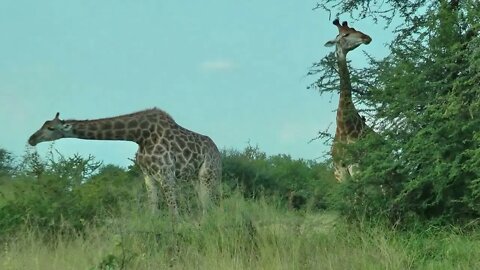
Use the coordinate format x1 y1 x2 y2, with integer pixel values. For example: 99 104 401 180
1 193 479 270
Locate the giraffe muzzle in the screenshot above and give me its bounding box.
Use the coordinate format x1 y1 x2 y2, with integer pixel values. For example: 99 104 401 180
363 36 372 45
28 134 38 146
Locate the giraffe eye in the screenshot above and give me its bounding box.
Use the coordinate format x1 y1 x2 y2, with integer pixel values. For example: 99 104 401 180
47 126 55 131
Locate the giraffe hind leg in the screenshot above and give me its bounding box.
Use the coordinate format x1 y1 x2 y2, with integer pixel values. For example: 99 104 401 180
197 162 221 214
151 168 179 217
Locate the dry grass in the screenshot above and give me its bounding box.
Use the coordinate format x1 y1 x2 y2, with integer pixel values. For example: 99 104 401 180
1 195 479 270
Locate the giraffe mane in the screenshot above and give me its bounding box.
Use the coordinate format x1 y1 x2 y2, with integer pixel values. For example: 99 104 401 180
63 108 175 123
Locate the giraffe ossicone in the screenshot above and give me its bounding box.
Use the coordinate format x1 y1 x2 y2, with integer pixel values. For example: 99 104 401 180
325 19 373 182
28 108 222 215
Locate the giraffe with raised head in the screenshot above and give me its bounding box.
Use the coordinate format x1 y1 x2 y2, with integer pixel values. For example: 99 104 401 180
324 19 372 182
28 108 222 216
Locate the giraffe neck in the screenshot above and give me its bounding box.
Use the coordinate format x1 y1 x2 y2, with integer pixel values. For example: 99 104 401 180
65 119 137 142
337 56 355 114
336 55 362 139
63 110 173 144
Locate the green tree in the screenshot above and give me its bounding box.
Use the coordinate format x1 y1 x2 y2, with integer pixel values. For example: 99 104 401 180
312 0 480 226
0 149 140 237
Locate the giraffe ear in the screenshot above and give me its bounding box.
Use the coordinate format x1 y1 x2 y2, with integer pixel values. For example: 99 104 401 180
324 39 337 47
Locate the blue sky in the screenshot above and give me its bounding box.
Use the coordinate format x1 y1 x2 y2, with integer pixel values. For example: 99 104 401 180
0 0 395 167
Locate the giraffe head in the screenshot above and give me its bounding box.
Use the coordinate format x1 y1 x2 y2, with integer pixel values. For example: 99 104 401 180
28 112 75 146
324 19 372 59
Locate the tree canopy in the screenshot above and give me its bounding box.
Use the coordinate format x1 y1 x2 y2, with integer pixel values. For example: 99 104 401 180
312 0 480 226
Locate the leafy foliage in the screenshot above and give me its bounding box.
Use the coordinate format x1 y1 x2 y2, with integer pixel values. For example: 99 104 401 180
0 148 15 177
0 149 144 237
222 145 336 209
314 0 433 26
0 145 335 238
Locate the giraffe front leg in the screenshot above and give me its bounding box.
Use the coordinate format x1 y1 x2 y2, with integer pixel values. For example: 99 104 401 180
334 162 351 182
144 175 160 214
347 163 359 178
156 168 179 217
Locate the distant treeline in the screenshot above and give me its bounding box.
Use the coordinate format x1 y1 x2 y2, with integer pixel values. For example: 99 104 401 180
0 145 336 237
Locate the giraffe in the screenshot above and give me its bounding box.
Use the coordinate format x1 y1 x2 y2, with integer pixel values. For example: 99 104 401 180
324 19 372 182
28 108 222 216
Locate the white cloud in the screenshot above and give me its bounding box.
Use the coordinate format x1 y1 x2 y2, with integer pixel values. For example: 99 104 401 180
199 59 235 71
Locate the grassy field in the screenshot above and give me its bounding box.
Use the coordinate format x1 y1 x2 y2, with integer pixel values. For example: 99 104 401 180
1 193 480 270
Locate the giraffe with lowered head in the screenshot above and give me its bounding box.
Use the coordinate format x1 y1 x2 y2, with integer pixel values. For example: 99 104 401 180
324 19 372 182
28 108 222 216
